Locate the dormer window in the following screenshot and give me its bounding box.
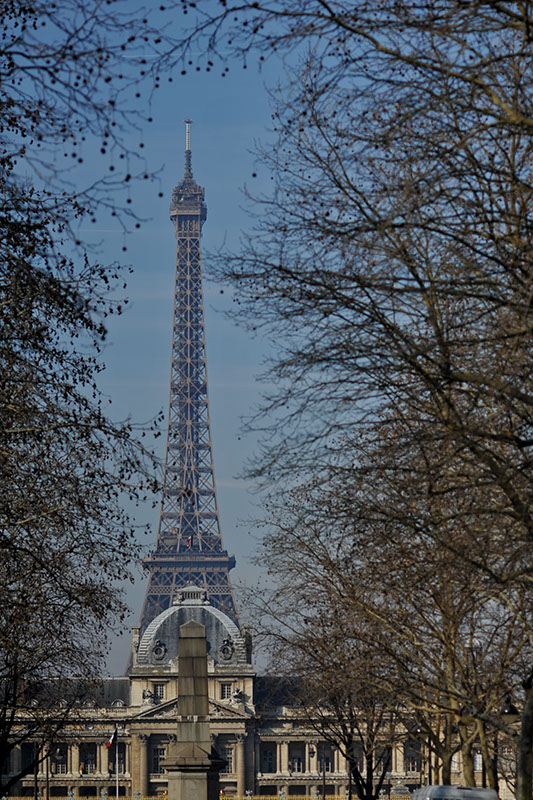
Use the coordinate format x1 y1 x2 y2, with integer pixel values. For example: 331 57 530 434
153 683 165 702
220 682 233 700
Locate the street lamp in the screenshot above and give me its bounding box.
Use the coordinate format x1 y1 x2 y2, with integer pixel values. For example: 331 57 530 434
33 743 39 800
492 693 520 792
47 746 65 800
53 747 65 779
500 694 520 724
309 746 327 800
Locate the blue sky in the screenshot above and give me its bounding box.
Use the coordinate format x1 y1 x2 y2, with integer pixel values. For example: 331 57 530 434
92 56 281 673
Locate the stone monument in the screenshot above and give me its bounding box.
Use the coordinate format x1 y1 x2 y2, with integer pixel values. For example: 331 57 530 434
163 621 224 800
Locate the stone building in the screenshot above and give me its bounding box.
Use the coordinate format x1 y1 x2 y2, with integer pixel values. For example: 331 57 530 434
8 585 428 800
6 584 515 799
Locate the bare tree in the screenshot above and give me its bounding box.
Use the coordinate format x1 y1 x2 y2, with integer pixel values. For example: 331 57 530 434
246 469 529 792
0 0 183 789
249 579 402 800
161 3 533 797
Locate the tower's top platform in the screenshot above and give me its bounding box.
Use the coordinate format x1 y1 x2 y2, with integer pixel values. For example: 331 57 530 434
170 119 207 221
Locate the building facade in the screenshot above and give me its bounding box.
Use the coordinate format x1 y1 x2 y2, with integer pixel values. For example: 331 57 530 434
12 586 430 799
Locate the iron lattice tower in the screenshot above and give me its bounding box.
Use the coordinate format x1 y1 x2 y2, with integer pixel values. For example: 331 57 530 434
139 121 239 633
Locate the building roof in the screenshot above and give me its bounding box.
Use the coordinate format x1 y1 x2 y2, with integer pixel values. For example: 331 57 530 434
136 584 247 667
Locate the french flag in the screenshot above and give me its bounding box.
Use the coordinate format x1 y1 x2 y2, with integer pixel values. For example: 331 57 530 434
106 727 117 749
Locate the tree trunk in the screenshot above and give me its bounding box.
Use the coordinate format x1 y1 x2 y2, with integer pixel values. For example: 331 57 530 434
440 711 453 786
515 674 533 800
477 721 496 790
462 742 475 787
441 754 452 786
365 751 374 800
347 753 365 800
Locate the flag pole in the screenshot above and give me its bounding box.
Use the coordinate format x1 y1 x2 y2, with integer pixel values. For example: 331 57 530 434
115 727 119 800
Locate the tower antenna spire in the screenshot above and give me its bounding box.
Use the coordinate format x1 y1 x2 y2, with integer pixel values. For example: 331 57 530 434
184 118 192 177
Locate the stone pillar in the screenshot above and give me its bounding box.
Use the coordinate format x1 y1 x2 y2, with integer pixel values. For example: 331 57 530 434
163 621 224 800
98 743 107 775
12 746 21 775
305 743 311 774
138 734 149 797
70 742 80 775
337 750 347 776
393 742 402 774
280 742 289 774
130 735 140 794
309 744 318 774
236 735 246 795
67 739 81 797
124 740 130 776
245 731 255 790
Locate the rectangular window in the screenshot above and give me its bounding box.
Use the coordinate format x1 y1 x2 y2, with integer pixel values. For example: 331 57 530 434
350 742 364 773
221 746 234 774
378 745 392 771
153 683 165 702
51 746 68 776
474 750 483 773
403 740 421 773
289 744 305 774
318 743 334 774
152 747 166 774
22 743 36 771
220 683 233 700
80 744 97 775
500 746 517 774
262 748 276 773
108 743 126 775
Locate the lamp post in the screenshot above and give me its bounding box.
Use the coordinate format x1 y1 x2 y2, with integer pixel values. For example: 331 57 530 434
501 694 520 724
309 745 326 800
46 745 65 800
52 747 65 793
495 693 520 792
33 743 39 800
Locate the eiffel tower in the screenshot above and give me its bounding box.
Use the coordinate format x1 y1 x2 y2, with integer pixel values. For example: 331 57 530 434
139 121 239 633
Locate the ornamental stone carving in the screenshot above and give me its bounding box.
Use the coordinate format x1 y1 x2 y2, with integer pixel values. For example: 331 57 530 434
219 636 235 661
